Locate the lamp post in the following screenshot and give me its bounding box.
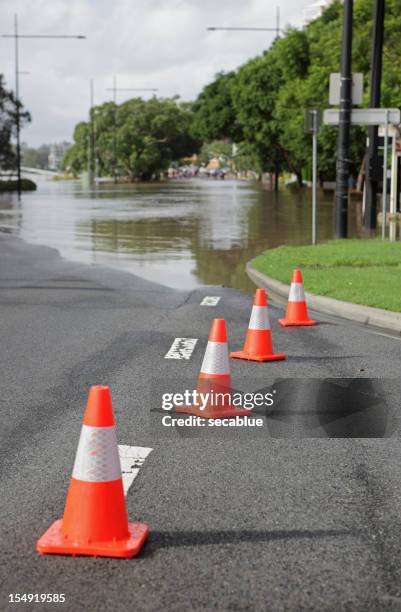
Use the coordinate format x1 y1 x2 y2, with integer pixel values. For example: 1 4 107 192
363 0 385 232
334 0 353 238
1 14 86 198
207 6 282 40
207 8 283 187
88 79 96 185
105 76 158 183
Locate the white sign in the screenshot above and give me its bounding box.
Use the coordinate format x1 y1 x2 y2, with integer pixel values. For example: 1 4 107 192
329 73 363 106
378 125 400 138
323 108 400 126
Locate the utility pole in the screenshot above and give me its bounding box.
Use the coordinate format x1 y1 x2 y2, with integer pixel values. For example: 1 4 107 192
334 0 353 238
105 78 158 184
1 15 86 199
363 0 385 231
207 6 283 39
88 79 95 185
14 15 21 198
276 7 281 40
112 76 117 184
311 109 318 245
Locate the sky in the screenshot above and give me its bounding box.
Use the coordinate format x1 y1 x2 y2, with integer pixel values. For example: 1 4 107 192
0 0 318 147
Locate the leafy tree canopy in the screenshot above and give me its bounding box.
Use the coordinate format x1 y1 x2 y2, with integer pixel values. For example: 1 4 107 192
0 74 30 170
191 71 242 142
64 97 200 181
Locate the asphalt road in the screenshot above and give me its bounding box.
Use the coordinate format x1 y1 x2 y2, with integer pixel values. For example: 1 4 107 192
2 233 401 611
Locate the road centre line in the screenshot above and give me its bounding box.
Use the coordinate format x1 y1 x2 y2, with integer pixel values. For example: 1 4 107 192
164 337 198 359
200 296 221 306
118 445 153 495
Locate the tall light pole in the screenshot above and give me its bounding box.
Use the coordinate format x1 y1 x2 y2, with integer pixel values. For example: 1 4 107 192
363 0 385 232
207 6 282 40
334 0 353 238
105 76 158 184
207 8 283 188
1 14 86 198
88 79 96 185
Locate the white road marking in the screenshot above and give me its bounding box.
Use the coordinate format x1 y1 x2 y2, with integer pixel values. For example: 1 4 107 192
118 445 153 495
200 296 221 306
164 337 198 359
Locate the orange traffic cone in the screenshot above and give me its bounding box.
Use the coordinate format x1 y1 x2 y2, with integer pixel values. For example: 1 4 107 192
36 386 149 558
278 269 317 326
230 288 285 362
176 319 250 419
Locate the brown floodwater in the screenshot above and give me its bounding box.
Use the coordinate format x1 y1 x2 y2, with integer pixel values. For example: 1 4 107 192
0 177 366 292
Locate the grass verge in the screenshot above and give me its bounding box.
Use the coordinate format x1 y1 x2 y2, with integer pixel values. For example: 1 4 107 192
252 239 401 313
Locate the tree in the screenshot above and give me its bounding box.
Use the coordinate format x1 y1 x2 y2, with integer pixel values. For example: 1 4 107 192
233 52 282 172
191 71 242 142
62 122 89 176
64 97 199 181
198 141 233 166
0 74 30 171
21 143 50 169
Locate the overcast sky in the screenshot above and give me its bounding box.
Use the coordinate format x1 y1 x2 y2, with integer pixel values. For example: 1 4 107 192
0 0 314 146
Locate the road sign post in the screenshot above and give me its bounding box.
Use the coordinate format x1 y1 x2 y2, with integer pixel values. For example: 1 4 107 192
364 0 386 232
382 108 389 239
305 109 321 245
334 0 353 239
312 112 318 245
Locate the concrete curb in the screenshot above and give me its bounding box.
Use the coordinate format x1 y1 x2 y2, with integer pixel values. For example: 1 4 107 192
246 260 401 335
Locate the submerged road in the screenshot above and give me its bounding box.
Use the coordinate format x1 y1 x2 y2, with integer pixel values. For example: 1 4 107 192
1 233 401 611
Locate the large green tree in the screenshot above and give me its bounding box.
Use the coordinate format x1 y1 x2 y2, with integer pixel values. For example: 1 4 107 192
21 143 50 169
64 97 199 181
191 71 242 142
0 74 30 170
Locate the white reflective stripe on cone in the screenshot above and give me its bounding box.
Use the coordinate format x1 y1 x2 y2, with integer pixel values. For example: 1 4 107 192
288 282 305 303
72 425 122 482
248 305 270 330
201 341 230 375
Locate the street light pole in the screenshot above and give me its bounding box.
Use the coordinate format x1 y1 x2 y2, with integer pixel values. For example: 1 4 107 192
88 79 95 185
105 78 158 184
334 0 353 238
363 0 385 231
14 15 22 198
276 6 281 40
207 6 283 42
312 110 318 245
1 15 86 198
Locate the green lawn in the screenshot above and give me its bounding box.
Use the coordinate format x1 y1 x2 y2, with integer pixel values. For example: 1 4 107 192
252 240 401 313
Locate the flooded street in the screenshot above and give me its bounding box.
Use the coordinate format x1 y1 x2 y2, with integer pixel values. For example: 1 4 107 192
0 177 362 292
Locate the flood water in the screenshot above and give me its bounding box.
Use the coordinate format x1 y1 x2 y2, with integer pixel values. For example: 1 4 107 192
0 177 364 292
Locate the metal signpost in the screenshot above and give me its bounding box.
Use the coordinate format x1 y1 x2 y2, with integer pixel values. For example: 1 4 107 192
324 107 400 239
334 0 353 239
305 109 321 245
382 109 389 239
